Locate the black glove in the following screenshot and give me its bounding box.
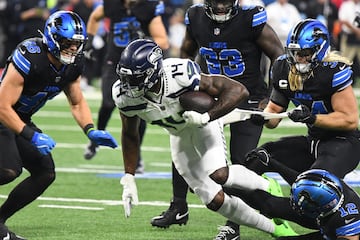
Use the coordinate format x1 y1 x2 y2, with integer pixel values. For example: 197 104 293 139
83 34 96 60
288 105 316 124
245 148 271 166
249 108 269 126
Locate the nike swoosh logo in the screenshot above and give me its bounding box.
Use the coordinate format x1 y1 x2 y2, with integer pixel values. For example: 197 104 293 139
175 211 189 220
345 218 356 224
339 64 347 71
3 233 10 240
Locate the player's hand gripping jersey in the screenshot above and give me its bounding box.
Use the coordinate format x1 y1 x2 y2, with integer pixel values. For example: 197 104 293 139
112 58 203 134
271 55 355 139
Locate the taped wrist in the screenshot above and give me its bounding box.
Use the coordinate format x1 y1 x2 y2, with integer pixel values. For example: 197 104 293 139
20 125 35 140
83 123 95 135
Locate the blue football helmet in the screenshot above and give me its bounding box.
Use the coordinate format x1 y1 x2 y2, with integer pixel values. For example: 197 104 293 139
116 39 163 98
290 169 344 219
286 19 330 74
42 11 86 65
204 0 239 23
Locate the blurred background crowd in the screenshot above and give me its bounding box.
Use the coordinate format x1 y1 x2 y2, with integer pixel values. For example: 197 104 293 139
1 0 360 90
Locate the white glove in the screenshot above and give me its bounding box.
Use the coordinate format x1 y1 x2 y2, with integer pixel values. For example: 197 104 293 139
183 111 210 127
120 173 139 218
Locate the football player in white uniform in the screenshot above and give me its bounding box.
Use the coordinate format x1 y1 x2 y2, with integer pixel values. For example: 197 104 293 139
112 39 297 237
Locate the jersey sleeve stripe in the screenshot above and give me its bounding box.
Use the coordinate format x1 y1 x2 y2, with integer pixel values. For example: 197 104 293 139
155 1 165 15
120 103 148 112
13 49 30 75
336 219 360 236
332 67 352 87
252 10 267 27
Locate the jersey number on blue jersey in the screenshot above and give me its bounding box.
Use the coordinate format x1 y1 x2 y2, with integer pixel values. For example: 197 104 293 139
199 47 245 77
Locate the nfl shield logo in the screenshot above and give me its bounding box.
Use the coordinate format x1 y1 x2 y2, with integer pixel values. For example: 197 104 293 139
214 28 220 35
55 76 61 83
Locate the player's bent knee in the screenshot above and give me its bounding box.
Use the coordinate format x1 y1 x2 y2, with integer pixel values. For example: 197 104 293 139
0 168 20 185
210 167 229 185
206 190 224 211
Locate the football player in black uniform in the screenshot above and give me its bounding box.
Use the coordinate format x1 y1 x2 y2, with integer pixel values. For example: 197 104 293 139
0 11 117 239
83 0 169 170
242 18 360 239
150 0 287 238
229 169 360 240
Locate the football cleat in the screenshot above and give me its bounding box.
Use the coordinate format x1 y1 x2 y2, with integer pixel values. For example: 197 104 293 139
83 141 99 160
214 224 239 240
263 174 283 197
151 200 189 228
272 218 298 238
0 224 26 240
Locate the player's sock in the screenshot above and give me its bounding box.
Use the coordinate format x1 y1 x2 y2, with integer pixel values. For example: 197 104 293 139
216 193 275 233
224 164 269 191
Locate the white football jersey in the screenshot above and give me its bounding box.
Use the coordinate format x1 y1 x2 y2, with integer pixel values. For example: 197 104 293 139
112 58 201 134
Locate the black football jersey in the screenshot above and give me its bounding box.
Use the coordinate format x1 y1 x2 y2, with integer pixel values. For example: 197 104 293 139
1 38 83 122
271 55 359 139
319 181 360 239
103 0 165 62
184 5 267 99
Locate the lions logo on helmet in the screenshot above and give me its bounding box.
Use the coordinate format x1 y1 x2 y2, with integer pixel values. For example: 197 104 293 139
42 11 87 65
285 19 330 91
290 169 344 219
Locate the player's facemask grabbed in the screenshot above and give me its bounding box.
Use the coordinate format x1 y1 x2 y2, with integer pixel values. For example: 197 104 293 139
40 11 86 65
285 19 330 91
204 0 239 22
116 39 163 98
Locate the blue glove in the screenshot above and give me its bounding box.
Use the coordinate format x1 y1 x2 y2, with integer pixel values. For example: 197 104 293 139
31 132 56 155
87 130 118 148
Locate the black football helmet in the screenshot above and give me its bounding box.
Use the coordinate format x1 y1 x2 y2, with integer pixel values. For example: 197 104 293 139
116 39 163 98
204 0 239 23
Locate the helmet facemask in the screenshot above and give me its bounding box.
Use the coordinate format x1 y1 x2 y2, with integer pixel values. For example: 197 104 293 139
204 0 238 23
116 46 163 98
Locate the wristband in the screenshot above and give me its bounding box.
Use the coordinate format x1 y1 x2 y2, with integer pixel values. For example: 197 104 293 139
83 123 95 135
20 125 35 140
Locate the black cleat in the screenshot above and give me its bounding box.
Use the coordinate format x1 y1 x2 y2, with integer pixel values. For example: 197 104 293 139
151 201 189 228
0 224 26 240
84 141 99 160
214 223 239 240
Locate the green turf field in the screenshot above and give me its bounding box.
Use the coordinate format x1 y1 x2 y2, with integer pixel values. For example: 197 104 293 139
1 90 359 240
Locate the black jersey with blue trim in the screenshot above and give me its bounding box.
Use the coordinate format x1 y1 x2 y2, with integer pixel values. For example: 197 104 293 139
184 5 267 98
271 55 358 139
319 181 360 240
3 37 83 122
104 0 165 62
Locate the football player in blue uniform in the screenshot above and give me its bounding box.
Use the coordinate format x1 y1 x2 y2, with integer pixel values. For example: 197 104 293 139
0 11 117 239
242 18 360 238
113 39 297 239
83 0 169 169
151 0 286 238
228 169 360 240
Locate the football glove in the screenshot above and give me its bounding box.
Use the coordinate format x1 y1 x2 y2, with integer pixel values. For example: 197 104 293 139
31 132 56 155
183 111 210 127
288 105 316 124
87 130 118 148
120 173 139 218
